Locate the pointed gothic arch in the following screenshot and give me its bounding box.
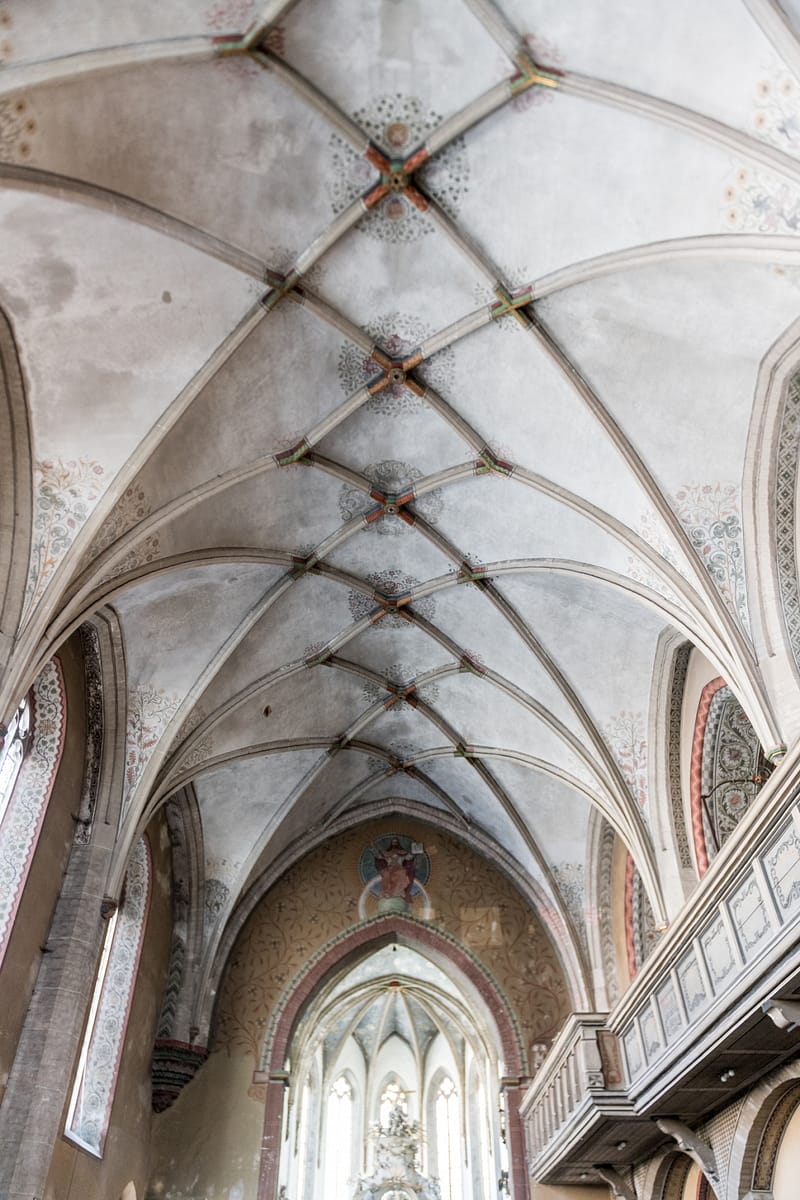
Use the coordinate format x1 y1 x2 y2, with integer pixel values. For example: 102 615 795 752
253 916 527 1200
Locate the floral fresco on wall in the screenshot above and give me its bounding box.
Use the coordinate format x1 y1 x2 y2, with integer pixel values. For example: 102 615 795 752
604 710 648 809
672 483 750 633
124 684 182 809
722 68 800 238
24 458 106 614
0 659 65 969
215 820 569 1062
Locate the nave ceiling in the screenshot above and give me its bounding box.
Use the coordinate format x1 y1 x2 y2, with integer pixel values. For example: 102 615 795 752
3 0 800 1013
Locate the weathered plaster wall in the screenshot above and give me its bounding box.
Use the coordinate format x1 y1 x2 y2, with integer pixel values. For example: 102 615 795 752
148 817 570 1200
0 638 84 1103
44 812 173 1200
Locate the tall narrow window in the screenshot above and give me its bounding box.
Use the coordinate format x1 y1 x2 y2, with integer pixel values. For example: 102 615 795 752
435 1076 460 1200
295 1075 312 1200
66 836 151 1155
326 1074 354 1200
379 1078 408 1126
468 1068 492 1200
0 659 65 972
0 695 29 822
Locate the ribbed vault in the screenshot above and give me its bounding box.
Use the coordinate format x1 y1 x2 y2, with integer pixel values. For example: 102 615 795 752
4 0 800 1013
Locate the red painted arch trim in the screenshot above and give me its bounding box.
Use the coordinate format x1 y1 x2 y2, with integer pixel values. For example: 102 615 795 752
255 915 529 1200
624 852 637 981
264 915 524 1075
690 676 726 878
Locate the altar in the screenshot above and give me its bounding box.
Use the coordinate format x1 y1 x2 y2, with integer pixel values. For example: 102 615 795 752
351 1106 442 1200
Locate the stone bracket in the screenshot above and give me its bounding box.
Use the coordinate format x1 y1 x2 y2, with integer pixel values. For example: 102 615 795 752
595 1165 637 1200
656 1118 719 1185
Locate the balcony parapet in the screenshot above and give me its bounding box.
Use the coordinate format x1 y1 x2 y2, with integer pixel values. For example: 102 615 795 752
520 1014 634 1178
521 751 800 1182
610 762 800 1110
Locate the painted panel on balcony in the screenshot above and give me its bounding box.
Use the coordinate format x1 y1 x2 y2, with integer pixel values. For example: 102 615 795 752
764 822 800 917
677 947 708 1018
622 1023 643 1079
640 1003 662 1061
656 977 684 1042
729 873 772 957
700 916 738 993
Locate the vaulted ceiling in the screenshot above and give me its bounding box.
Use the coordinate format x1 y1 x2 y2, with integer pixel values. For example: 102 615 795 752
4 0 800 1010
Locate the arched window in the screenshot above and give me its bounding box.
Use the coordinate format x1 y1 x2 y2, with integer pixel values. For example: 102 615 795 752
379 1077 408 1126
0 695 29 821
467 1064 492 1200
66 836 151 1155
434 1076 460 1200
295 1066 321 1200
0 659 65 972
326 1073 355 1200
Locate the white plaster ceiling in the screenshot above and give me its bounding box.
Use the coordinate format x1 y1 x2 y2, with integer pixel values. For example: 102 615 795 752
4 0 800 988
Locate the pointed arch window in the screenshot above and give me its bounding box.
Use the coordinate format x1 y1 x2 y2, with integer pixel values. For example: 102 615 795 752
295 1065 322 1200
66 836 151 1155
434 1076 460 1200
379 1077 408 1126
0 695 29 821
0 659 66 972
326 1073 355 1200
467 1065 492 1200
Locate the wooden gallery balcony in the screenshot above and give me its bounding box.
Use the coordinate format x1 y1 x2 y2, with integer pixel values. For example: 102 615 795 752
521 754 800 1187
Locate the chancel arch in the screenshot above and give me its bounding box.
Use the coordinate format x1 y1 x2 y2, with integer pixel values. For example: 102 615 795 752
275 936 506 1200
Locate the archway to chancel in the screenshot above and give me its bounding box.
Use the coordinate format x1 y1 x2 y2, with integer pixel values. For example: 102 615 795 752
270 928 512 1200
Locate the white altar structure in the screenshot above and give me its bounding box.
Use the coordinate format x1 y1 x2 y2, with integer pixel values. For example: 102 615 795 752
352 1107 442 1200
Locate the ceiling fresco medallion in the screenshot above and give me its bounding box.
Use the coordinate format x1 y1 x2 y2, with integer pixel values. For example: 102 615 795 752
337 311 456 418
348 569 437 626
327 94 470 243
358 832 432 918
360 662 440 711
338 460 444 534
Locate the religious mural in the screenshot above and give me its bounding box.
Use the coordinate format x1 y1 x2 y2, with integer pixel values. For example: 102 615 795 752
214 820 569 1064
358 833 431 918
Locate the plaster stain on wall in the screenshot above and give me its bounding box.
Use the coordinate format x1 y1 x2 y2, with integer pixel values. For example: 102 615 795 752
626 509 682 603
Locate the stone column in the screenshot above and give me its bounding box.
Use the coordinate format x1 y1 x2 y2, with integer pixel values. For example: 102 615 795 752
256 1073 289 1200
505 1084 529 1200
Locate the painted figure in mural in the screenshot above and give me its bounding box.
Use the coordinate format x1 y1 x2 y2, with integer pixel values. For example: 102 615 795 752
357 833 431 919
373 837 416 902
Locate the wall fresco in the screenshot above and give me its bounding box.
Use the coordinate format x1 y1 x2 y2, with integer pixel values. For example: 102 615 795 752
214 819 569 1062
